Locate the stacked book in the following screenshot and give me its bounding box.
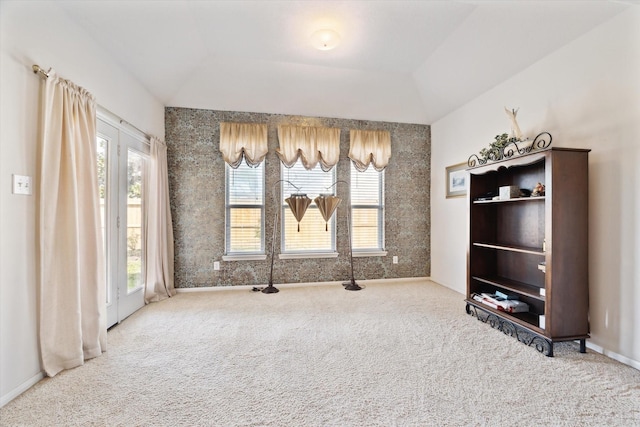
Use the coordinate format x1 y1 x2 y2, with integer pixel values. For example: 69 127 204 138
472 292 529 313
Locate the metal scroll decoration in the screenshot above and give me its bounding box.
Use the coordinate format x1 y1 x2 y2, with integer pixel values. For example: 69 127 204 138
467 132 553 168
465 302 554 356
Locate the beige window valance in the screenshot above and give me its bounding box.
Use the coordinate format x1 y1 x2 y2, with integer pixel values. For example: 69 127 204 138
276 125 341 171
349 129 391 172
220 122 268 168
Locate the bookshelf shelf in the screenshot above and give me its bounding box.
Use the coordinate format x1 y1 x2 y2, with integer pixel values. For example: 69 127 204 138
473 196 545 204
471 275 545 301
472 242 544 256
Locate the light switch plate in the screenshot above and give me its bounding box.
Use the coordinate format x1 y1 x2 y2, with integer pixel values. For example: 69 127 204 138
12 174 32 195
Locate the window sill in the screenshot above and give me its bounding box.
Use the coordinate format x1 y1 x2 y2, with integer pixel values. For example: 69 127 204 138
224 252 380 261
279 252 339 260
352 250 388 258
222 254 267 262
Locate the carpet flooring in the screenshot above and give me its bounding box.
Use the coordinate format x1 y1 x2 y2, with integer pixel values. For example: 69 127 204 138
1 279 639 426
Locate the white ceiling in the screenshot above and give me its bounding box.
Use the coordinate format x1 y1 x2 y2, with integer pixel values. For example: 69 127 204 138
57 0 632 125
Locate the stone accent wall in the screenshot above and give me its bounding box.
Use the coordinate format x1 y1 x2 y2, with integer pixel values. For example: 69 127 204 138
165 108 430 288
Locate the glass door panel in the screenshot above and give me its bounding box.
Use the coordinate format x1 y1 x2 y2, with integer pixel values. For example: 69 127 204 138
97 136 108 300
116 133 147 320
126 150 144 293
97 120 119 328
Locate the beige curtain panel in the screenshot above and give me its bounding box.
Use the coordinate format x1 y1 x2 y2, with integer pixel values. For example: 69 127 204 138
276 125 341 171
38 70 107 377
349 129 392 172
145 137 176 303
219 122 268 168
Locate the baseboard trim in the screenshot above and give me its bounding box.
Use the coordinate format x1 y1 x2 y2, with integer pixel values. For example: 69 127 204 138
585 342 640 370
428 278 465 295
1 371 44 408
175 276 431 293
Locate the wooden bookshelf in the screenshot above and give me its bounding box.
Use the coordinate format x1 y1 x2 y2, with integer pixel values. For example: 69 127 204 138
466 147 590 356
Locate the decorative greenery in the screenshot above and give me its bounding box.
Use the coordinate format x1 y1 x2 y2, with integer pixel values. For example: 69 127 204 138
479 133 520 161
127 258 141 291
127 231 140 254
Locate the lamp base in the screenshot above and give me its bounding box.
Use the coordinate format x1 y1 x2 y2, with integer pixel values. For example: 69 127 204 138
343 280 362 291
262 284 279 294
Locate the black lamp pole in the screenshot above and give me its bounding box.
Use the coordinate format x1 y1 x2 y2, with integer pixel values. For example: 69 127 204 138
324 180 361 291
343 197 362 291
263 201 281 294
263 179 303 294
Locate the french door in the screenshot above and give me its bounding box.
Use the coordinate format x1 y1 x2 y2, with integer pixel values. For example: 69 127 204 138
97 117 147 327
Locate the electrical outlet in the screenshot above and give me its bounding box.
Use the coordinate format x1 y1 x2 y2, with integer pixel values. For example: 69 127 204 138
213 261 220 271
393 256 398 264
12 174 32 195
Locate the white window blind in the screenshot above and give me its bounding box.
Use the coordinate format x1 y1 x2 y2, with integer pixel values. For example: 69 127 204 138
351 162 385 251
281 159 336 253
225 162 264 254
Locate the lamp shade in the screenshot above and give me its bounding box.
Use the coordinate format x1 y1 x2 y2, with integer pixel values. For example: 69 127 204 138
285 194 312 232
314 194 342 231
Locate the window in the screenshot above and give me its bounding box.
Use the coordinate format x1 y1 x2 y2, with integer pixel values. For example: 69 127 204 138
350 162 385 253
225 162 265 255
281 159 336 255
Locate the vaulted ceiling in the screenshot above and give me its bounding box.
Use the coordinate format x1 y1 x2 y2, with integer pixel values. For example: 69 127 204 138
58 0 631 125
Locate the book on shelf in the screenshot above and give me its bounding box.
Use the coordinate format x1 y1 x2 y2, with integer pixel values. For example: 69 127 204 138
495 290 519 300
472 293 499 310
472 293 530 313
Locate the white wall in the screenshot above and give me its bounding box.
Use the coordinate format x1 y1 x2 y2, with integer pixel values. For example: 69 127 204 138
431 7 640 366
0 1 164 406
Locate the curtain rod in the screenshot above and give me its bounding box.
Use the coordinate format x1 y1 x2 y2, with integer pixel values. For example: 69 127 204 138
32 64 50 79
98 106 151 145
32 63 151 144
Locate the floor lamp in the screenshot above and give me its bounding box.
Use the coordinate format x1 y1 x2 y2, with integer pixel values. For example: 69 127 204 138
315 180 362 291
263 180 311 294
264 180 361 293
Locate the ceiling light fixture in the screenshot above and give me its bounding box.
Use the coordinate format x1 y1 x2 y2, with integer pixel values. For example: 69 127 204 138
310 29 341 51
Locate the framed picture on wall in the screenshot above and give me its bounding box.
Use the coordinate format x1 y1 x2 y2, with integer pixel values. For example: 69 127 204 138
446 162 468 198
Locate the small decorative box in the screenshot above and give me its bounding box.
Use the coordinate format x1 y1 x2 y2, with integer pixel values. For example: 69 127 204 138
499 185 520 200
